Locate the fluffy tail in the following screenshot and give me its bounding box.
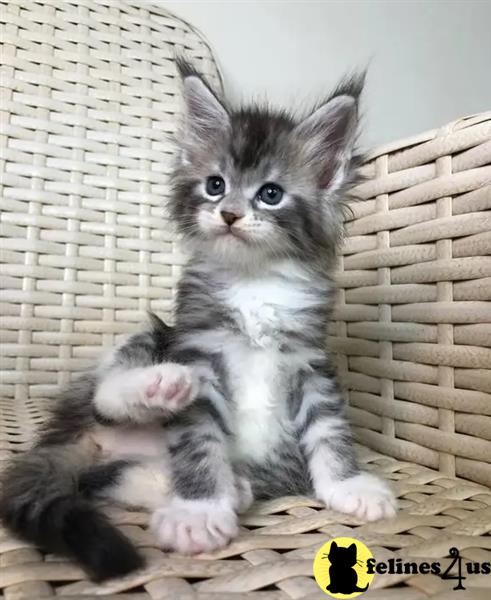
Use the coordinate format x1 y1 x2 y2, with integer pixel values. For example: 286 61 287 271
0 444 143 581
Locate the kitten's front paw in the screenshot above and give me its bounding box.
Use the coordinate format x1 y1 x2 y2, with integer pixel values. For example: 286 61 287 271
143 363 198 412
318 472 396 521
151 498 239 554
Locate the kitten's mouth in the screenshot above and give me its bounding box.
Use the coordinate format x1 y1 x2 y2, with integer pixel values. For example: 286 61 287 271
217 228 249 243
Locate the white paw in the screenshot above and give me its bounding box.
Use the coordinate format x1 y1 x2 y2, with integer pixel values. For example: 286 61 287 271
95 363 199 423
318 472 396 521
151 498 239 554
142 363 198 412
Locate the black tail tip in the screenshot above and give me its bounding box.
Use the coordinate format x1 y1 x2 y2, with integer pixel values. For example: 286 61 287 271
89 539 145 582
63 505 145 581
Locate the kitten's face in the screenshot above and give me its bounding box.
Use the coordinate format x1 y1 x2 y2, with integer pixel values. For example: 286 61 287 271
169 62 362 268
172 111 325 264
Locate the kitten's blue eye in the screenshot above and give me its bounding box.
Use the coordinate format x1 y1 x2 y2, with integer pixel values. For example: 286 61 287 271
206 175 225 196
257 183 284 205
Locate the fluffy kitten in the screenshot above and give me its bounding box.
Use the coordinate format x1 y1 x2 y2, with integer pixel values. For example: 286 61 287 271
0 59 396 580
149 59 396 555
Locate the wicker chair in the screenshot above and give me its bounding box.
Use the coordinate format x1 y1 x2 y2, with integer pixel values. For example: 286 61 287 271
1 2 490 598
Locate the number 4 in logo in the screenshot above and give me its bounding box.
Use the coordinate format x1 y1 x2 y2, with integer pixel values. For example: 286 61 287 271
440 547 466 591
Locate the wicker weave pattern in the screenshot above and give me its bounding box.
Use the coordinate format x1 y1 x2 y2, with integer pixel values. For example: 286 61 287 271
0 0 220 414
330 113 491 488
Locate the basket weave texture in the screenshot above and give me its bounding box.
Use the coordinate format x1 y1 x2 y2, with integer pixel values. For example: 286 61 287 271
329 113 491 489
1 1 490 599
0 0 220 430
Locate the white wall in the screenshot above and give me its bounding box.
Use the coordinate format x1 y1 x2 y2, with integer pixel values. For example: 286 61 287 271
160 0 491 150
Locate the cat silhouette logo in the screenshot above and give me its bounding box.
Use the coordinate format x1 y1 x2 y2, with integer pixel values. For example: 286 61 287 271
313 537 375 598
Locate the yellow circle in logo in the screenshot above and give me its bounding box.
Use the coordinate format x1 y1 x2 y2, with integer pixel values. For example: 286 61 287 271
313 537 374 598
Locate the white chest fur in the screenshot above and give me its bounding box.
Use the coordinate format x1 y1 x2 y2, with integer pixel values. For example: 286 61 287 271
225 343 287 461
220 267 317 461
223 270 315 348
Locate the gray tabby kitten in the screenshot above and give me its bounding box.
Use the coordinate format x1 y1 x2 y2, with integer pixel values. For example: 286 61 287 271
0 60 396 580
153 60 395 553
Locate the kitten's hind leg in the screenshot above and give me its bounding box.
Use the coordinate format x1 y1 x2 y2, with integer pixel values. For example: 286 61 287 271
81 458 172 511
83 458 253 515
94 363 199 424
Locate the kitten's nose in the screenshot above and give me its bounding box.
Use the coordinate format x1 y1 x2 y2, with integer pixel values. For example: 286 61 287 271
220 211 241 226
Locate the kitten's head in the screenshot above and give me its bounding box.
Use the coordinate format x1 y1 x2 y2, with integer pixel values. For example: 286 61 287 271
169 58 364 268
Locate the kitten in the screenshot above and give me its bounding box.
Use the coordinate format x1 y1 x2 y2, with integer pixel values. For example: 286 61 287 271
0 59 396 580
149 59 395 552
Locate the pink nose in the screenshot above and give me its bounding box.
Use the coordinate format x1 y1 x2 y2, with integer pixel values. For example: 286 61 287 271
221 211 241 226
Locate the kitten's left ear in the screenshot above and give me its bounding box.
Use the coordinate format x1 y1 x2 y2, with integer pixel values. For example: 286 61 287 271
293 73 364 191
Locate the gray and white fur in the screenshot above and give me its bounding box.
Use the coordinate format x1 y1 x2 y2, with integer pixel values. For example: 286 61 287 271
0 315 208 580
149 60 395 556
0 59 396 580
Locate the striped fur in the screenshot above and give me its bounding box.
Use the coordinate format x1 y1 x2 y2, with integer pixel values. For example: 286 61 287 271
0 61 396 579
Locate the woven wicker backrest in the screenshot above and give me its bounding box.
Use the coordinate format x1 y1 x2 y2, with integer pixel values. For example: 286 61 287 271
329 113 491 487
1 1 490 486
0 0 220 406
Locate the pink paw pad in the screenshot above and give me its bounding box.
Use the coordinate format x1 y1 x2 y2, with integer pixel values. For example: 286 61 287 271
145 373 163 399
165 377 194 409
143 367 195 410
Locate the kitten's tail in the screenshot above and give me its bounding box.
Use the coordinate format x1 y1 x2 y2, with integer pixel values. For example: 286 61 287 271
0 444 143 581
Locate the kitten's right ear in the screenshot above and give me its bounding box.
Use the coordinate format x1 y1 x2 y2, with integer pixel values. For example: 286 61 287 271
176 57 230 149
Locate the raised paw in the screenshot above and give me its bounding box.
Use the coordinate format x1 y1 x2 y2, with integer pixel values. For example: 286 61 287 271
318 472 396 521
151 498 239 554
94 363 199 423
143 363 198 412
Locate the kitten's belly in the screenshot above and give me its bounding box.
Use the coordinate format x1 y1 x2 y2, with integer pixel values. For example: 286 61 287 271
89 424 168 460
224 343 292 463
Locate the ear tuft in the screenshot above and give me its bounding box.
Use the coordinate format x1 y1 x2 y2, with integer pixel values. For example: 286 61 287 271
175 55 201 80
325 71 366 105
